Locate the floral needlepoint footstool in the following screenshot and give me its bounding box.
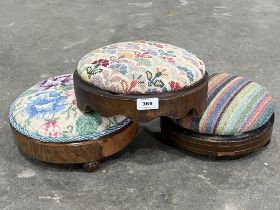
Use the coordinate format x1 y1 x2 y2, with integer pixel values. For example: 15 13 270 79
160 73 274 157
73 40 208 123
9 74 138 172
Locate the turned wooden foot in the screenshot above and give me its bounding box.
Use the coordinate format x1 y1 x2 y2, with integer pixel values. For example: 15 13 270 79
82 161 100 172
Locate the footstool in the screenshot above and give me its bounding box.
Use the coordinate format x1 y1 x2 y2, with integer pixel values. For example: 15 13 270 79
160 73 274 157
9 74 138 171
74 40 208 123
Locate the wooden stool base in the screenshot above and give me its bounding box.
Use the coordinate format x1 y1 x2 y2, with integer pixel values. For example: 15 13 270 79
11 122 138 172
73 70 208 123
160 115 274 157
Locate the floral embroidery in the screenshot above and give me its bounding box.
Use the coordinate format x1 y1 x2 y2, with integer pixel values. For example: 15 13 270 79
42 120 60 137
36 74 72 90
146 68 168 90
83 59 110 79
77 40 205 94
142 48 160 56
158 49 175 57
109 63 128 75
177 66 195 83
134 51 152 59
9 74 129 142
25 91 65 118
92 59 110 67
76 113 102 135
120 74 144 93
161 56 176 65
147 41 164 48
134 58 152 67
169 81 181 91
85 65 103 79
64 90 76 105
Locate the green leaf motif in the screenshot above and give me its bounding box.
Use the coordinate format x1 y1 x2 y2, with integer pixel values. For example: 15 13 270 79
75 113 102 135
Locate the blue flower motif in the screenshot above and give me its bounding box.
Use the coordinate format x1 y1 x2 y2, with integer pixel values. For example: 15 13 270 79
177 66 194 82
25 91 65 118
141 48 159 56
119 65 128 75
109 63 128 75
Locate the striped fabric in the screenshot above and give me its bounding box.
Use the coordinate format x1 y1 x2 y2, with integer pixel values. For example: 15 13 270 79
186 73 274 135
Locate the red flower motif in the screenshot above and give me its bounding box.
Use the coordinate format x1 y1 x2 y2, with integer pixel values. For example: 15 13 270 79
161 56 176 65
41 120 60 137
134 51 152 58
92 59 109 67
169 81 181 91
121 79 138 93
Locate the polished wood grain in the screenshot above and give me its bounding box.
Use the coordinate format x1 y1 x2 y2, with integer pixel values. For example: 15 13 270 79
160 115 274 157
11 122 138 164
73 70 208 124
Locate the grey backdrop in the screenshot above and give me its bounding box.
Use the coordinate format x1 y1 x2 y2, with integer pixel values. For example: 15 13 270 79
0 0 279 209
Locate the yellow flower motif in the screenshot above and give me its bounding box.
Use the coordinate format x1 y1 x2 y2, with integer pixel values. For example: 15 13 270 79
118 52 135 59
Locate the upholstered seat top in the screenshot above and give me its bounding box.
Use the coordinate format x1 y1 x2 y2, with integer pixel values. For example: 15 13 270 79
9 74 130 143
77 40 205 94
182 73 274 135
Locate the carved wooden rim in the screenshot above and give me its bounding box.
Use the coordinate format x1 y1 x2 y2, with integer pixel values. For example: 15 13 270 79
73 70 209 122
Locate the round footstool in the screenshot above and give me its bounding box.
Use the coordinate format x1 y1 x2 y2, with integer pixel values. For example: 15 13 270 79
160 73 274 157
9 74 138 171
74 40 208 122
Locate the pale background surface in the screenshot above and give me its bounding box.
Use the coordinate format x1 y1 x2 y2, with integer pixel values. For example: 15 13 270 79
0 0 279 209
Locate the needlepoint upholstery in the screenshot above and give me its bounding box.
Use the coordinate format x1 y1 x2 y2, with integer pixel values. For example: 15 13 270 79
182 73 274 135
77 40 205 94
9 74 130 143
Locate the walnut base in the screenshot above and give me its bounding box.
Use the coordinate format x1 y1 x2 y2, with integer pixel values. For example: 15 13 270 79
160 115 274 157
11 122 138 172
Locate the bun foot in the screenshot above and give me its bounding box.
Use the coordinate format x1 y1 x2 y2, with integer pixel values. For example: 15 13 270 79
82 161 100 172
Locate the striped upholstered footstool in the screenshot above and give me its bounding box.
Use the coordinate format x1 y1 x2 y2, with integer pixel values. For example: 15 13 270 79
160 73 274 157
73 40 208 123
9 74 138 171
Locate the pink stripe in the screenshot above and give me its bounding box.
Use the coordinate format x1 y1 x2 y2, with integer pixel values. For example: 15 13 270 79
240 93 269 129
200 77 242 133
241 95 272 132
208 73 230 93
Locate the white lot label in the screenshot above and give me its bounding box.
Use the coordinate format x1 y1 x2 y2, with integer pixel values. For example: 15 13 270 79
137 98 159 110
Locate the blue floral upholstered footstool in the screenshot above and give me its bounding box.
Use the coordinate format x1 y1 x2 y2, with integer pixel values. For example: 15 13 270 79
9 74 138 172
